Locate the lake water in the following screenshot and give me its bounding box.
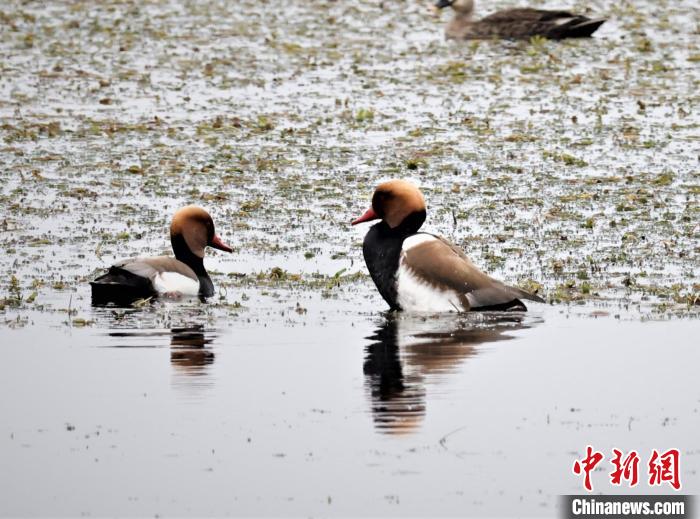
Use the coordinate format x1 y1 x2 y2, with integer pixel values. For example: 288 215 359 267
1 298 698 516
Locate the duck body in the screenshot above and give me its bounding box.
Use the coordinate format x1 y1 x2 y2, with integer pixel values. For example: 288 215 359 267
90 256 207 304
436 0 605 40
90 206 231 305
355 180 544 313
448 9 605 40
364 227 542 312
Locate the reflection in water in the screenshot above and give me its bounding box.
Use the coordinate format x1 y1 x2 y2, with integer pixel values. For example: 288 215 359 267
364 313 538 434
169 327 216 398
102 324 217 395
364 320 427 434
170 327 215 376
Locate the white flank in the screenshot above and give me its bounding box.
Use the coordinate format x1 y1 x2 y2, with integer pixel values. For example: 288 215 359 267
152 272 200 296
397 234 462 312
396 262 461 313
402 233 437 250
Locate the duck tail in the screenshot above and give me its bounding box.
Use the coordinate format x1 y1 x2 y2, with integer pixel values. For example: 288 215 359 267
90 266 154 305
562 18 606 38
507 285 546 304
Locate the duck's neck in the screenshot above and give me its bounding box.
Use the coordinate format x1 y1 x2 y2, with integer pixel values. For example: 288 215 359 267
454 11 474 22
171 234 214 296
455 0 475 18
172 235 206 274
393 210 427 237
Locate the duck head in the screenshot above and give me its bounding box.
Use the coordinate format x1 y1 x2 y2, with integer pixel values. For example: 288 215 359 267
434 0 474 15
351 180 427 232
170 205 233 259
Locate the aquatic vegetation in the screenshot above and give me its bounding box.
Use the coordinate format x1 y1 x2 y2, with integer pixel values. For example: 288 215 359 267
0 0 698 327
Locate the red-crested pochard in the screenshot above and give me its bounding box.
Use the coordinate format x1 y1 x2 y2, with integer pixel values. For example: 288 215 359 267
352 180 545 312
434 0 605 40
91 206 232 303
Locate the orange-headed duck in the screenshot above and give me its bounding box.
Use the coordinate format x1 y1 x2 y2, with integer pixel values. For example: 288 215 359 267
434 0 605 40
91 206 232 303
352 180 544 312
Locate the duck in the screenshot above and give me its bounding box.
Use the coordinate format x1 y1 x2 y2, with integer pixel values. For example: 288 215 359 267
91 205 232 304
433 0 605 40
351 180 544 312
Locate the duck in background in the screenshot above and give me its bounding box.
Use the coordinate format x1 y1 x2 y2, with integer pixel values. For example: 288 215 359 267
433 0 605 40
352 180 544 312
91 206 232 304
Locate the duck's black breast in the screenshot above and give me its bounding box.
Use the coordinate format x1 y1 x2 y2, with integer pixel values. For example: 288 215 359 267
197 275 215 298
362 211 427 311
362 222 406 311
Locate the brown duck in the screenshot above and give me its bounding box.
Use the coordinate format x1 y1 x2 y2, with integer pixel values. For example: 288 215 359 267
91 206 232 304
434 0 605 40
352 180 545 312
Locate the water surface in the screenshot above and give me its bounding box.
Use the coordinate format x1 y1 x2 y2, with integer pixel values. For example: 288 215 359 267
1 303 698 516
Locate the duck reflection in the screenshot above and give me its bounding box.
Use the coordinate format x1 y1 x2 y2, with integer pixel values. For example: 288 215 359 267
364 319 427 434
170 326 215 376
169 327 217 398
364 313 536 434
104 324 216 383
